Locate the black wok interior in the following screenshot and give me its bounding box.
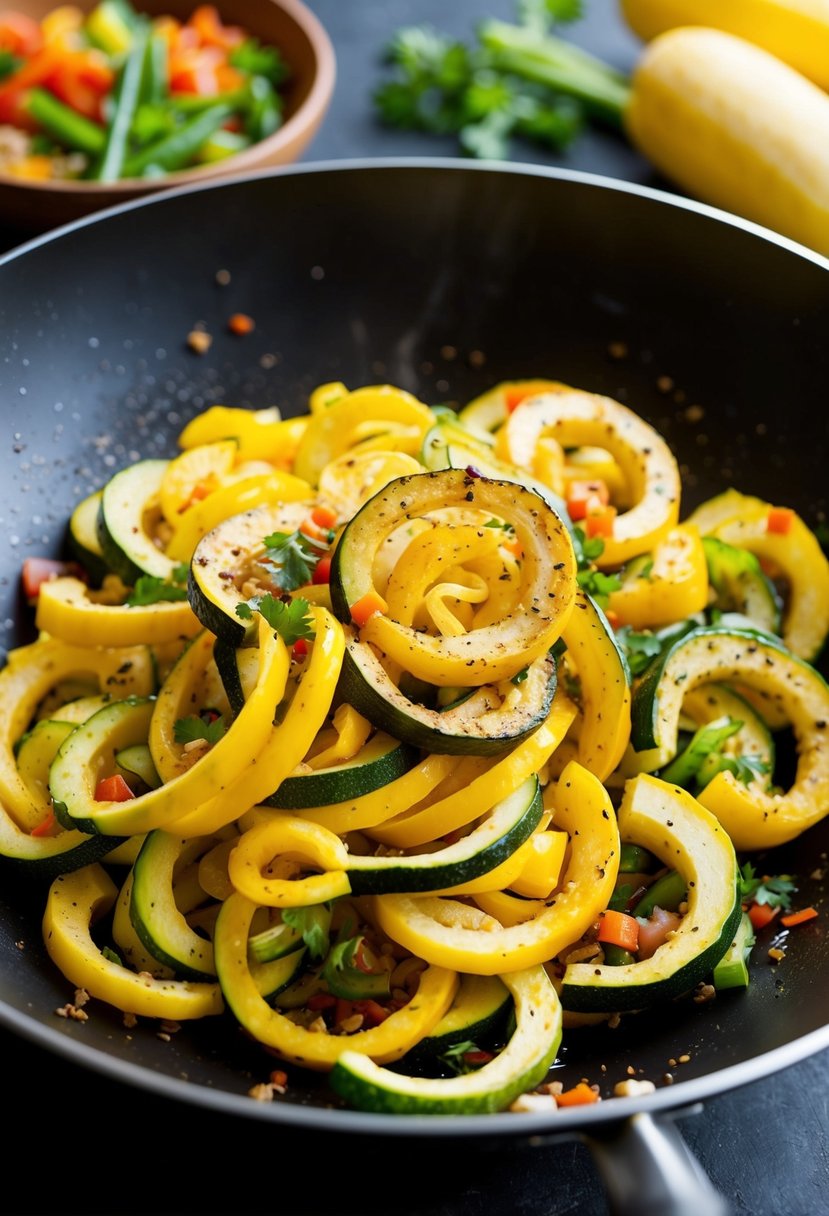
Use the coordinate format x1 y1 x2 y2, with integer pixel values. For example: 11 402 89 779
0 160 827 1137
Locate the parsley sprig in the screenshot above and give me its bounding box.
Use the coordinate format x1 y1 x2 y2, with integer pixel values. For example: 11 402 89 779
739 863 797 912
258 529 329 592
126 562 189 606
372 0 627 163
572 527 621 609
174 711 227 747
236 593 316 646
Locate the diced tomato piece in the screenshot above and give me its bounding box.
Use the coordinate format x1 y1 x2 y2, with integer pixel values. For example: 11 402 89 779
0 12 43 56
306 993 336 1011
188 5 246 51
567 479 610 522
766 507 794 535
334 998 354 1026
169 45 225 96
292 638 308 659
312 556 332 585
21 556 85 602
30 809 57 838
353 999 390 1026
463 1049 495 1065
748 902 779 931
502 536 523 559
94 774 135 803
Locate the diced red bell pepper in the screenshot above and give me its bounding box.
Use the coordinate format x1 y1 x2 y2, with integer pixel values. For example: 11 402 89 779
21 556 85 602
312 556 332 585
94 774 135 803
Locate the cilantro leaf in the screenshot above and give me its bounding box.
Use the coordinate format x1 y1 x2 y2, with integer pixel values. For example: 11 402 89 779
126 574 188 606
173 713 226 746
259 529 328 592
438 1039 486 1075
576 567 621 609
697 750 771 791
281 903 332 961
615 626 664 677
739 863 797 911
573 526 606 567
236 593 316 645
659 716 743 790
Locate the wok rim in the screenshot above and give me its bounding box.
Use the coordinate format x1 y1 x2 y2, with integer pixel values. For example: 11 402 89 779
1 155 827 1138
0 989 826 1136
3 154 829 273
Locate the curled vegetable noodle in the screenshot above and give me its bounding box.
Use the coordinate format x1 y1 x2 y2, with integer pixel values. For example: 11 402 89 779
7 377 828 1115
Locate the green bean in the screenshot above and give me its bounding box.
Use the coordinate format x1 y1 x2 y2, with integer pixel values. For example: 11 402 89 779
139 31 169 107
244 75 282 142
618 843 658 874
122 103 234 178
631 870 687 919
93 24 149 183
24 88 106 157
602 944 636 966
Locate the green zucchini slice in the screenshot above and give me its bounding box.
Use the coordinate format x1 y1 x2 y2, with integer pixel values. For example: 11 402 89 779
338 635 557 756
329 469 576 689
130 831 219 980
344 774 542 895
402 974 512 1072
329 965 561 1114
68 490 110 585
560 774 742 1012
702 536 782 636
269 732 417 809
188 501 311 645
97 459 177 584
712 911 755 991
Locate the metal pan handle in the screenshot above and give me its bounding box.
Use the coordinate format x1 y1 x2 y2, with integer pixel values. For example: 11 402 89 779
582 1107 732 1216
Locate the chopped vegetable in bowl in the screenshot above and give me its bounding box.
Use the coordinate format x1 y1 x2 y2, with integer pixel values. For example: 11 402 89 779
0 1 290 182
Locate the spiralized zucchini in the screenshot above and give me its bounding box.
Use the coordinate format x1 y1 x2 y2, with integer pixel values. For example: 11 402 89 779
5 377 828 1115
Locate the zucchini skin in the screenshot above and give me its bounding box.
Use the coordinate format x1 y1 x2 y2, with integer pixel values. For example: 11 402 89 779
337 638 557 756
560 774 742 1013
630 624 789 755
267 736 418 810
345 776 544 895
625 26 829 257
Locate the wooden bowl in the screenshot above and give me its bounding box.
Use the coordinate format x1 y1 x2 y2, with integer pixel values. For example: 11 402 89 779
0 0 336 237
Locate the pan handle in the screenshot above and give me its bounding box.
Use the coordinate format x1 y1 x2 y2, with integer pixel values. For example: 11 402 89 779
582 1107 732 1216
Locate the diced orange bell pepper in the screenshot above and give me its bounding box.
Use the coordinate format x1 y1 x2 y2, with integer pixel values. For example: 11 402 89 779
188 4 246 51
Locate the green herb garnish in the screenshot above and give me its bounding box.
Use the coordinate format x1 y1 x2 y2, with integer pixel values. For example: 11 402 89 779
236 593 316 645
173 712 226 747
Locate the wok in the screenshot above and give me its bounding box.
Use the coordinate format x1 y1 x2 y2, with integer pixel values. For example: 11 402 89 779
0 159 827 1215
